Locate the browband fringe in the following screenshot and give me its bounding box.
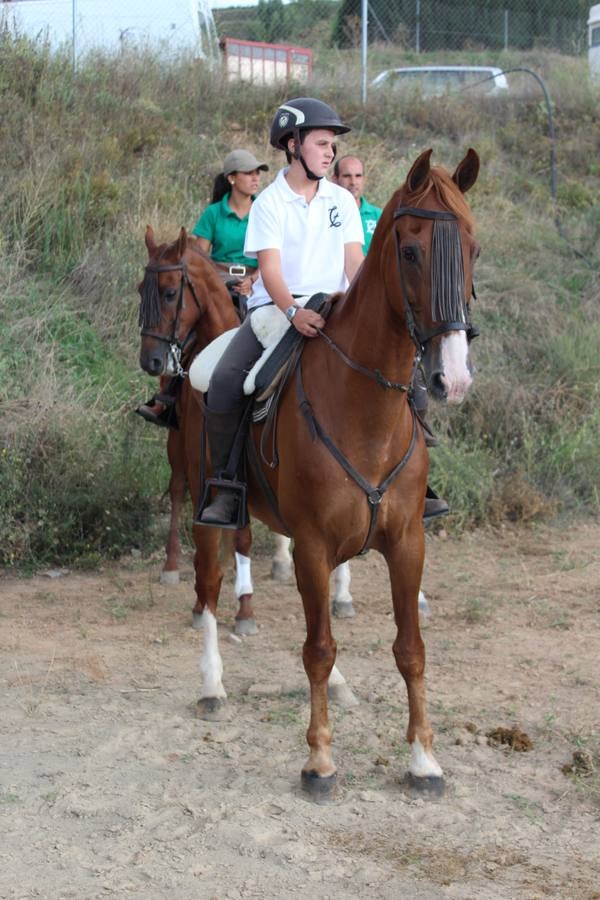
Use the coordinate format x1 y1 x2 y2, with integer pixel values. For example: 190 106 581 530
431 220 466 324
138 269 162 329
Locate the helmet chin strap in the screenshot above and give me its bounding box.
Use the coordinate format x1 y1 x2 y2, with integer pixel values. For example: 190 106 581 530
291 130 337 182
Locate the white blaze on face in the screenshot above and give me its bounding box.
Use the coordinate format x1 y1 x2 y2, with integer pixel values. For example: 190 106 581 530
440 331 472 403
199 609 226 699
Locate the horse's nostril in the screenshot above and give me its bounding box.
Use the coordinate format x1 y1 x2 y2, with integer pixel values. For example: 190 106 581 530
431 372 446 395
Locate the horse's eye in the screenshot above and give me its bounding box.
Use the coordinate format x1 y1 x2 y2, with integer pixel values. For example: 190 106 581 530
402 247 418 264
164 288 177 301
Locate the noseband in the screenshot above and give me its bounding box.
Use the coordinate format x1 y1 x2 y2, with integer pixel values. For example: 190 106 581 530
393 206 474 352
139 260 203 377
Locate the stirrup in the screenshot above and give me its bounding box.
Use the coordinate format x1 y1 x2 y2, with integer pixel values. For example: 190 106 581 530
195 477 249 530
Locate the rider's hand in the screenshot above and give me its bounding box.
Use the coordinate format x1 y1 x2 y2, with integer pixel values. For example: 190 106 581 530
292 308 325 337
233 276 253 297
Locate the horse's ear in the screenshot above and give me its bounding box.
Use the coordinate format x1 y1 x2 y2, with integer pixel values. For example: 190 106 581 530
177 227 188 259
145 224 158 257
406 149 433 193
452 149 480 194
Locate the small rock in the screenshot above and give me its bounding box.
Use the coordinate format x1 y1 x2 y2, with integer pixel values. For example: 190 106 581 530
359 789 385 803
373 755 390 767
43 568 70 579
227 633 242 645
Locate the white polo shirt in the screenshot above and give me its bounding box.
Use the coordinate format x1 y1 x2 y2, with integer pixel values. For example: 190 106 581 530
244 168 364 311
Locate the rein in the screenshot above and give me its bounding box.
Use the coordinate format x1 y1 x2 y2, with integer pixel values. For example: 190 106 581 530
139 260 203 377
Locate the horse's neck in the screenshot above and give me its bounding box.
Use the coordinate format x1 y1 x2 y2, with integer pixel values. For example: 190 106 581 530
329 258 414 389
189 261 239 344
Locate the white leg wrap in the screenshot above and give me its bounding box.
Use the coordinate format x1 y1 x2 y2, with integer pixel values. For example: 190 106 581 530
199 610 226 699
271 534 293 580
331 562 352 605
328 664 346 687
418 590 431 617
409 737 443 778
234 552 253 599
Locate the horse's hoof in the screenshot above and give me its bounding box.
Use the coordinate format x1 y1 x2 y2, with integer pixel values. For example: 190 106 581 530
234 617 258 636
194 697 231 722
270 561 292 582
301 770 338 803
328 682 360 708
191 612 204 630
160 569 180 585
332 600 355 618
403 772 445 797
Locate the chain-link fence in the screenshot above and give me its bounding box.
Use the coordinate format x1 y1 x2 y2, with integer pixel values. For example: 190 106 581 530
2 0 591 74
218 0 590 55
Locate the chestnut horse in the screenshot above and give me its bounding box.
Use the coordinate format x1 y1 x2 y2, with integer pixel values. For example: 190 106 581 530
138 231 355 637
194 148 480 798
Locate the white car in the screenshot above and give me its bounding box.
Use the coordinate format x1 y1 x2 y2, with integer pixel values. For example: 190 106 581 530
371 65 509 97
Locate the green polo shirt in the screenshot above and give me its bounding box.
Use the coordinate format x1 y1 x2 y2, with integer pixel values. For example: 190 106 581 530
359 196 383 254
191 194 257 269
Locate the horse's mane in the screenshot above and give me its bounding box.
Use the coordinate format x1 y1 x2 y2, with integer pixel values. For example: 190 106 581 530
406 166 475 232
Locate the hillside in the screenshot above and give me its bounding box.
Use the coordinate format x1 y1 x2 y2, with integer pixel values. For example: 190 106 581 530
0 32 599 566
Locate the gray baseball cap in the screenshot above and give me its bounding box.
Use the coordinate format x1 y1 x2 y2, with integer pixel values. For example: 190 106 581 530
223 149 269 176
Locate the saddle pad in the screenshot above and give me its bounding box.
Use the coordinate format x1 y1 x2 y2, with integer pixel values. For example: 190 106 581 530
188 328 239 393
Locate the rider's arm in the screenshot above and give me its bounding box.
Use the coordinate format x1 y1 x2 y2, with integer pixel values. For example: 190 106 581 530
196 237 211 254
258 248 325 338
344 242 364 284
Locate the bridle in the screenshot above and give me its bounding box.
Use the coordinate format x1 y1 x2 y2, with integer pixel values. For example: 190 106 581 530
315 204 476 395
139 260 203 378
393 205 475 356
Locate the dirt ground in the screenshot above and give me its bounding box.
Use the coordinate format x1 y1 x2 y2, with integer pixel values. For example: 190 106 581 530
1 521 599 900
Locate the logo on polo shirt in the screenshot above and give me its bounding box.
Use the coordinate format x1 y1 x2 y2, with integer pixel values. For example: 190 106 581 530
328 206 341 228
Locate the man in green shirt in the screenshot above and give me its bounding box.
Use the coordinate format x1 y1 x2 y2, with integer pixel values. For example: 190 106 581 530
332 155 382 254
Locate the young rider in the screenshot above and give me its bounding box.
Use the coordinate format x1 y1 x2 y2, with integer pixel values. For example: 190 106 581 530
197 97 364 527
136 149 268 428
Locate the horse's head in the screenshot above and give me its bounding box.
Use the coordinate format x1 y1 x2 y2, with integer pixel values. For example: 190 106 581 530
382 148 480 404
138 225 205 377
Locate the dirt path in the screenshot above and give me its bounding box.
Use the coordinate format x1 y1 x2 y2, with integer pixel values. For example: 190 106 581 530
1 522 599 899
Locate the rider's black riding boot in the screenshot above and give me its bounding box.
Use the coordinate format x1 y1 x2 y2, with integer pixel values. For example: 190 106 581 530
414 370 449 523
196 404 248 529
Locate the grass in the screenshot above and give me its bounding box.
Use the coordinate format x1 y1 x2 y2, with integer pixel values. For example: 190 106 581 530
0 33 599 566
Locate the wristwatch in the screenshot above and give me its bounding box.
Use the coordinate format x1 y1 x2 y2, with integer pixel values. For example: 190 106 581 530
285 305 299 322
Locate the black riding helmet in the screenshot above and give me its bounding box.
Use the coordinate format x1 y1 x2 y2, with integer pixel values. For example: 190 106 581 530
270 97 351 181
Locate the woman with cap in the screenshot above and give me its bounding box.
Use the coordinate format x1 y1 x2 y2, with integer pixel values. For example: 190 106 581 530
136 149 268 428
192 148 269 302
197 97 364 528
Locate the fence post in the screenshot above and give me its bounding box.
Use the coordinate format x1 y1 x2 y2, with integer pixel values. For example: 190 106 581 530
72 0 76 71
361 0 368 103
416 0 421 53
504 9 509 51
